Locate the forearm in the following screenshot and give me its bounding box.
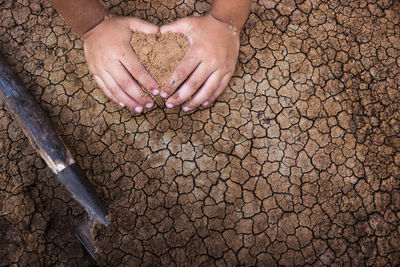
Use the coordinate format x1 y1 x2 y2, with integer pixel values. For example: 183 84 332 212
209 0 252 31
48 0 107 36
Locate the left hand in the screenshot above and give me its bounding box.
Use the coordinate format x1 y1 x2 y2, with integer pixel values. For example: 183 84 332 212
84 17 159 113
160 14 240 111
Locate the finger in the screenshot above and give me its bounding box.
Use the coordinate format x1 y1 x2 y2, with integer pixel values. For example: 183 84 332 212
160 55 200 99
100 71 144 113
108 62 154 108
121 46 159 95
126 17 159 34
94 74 125 107
204 73 232 106
165 63 211 109
182 71 222 110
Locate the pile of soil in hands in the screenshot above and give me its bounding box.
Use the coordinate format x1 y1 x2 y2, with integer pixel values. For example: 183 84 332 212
130 32 189 89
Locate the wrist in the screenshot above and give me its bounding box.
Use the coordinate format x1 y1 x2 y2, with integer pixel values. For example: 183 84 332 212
208 10 243 32
206 12 241 37
83 13 113 40
208 0 251 32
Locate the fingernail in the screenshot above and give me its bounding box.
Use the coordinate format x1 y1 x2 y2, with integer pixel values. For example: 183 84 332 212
166 103 173 108
161 92 168 98
119 102 125 107
183 106 190 112
135 106 143 113
152 89 159 95
202 101 209 107
145 102 154 109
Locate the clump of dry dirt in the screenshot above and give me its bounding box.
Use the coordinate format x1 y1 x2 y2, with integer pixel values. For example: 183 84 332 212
130 32 189 88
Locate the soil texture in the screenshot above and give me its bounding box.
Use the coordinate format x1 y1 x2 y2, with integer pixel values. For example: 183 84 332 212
131 32 189 88
1 0 400 266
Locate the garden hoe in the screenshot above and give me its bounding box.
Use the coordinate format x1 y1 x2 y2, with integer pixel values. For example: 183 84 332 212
0 55 109 261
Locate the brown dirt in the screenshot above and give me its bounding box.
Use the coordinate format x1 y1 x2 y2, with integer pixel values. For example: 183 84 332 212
130 32 189 88
1 0 400 266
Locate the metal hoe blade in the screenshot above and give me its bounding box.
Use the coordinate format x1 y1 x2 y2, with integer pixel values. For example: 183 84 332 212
75 220 97 261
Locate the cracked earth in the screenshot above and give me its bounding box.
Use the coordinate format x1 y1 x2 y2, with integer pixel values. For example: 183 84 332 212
1 0 400 266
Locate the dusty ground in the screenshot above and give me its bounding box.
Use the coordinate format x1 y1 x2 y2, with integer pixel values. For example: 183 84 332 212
1 0 400 266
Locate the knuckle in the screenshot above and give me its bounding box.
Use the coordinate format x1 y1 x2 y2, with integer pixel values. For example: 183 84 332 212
128 64 141 77
202 86 214 95
187 80 201 90
118 78 132 90
209 58 218 68
142 77 156 90
98 54 109 63
109 47 122 56
108 85 120 95
196 46 206 57
175 69 188 82
171 95 184 104
131 70 154 88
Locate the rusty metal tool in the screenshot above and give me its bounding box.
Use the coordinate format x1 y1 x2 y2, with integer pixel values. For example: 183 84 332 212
0 55 109 260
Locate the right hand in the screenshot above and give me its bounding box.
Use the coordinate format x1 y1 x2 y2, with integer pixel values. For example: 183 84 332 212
83 16 159 113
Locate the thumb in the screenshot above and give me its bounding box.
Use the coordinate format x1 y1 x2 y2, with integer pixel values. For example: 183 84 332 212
126 17 159 34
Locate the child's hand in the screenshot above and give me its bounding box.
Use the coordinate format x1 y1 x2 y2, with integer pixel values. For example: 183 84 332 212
84 17 159 112
160 15 240 111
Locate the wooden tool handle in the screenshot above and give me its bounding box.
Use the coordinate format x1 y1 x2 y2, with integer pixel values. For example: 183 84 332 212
0 55 109 225
0 56 75 174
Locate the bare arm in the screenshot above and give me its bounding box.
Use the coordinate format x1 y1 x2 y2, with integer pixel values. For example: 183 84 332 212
47 0 159 113
47 0 107 37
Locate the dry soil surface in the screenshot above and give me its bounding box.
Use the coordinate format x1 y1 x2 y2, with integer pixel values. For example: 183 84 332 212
0 0 400 266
